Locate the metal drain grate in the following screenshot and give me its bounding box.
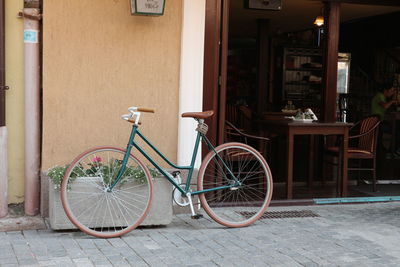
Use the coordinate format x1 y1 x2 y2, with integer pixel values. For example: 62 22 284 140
238 210 320 219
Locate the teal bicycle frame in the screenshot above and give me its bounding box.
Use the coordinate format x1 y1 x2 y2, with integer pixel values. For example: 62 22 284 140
109 124 239 195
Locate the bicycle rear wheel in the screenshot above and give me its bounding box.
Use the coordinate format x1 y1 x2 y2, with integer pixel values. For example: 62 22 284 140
61 147 153 238
198 142 272 227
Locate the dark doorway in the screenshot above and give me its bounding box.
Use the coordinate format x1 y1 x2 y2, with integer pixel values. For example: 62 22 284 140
203 0 400 200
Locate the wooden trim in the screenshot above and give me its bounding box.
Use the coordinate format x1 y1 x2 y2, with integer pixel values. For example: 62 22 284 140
322 1 340 122
203 0 221 147
0 0 5 127
217 0 230 145
324 0 400 6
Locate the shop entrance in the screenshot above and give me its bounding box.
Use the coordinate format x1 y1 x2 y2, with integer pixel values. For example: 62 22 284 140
203 0 400 200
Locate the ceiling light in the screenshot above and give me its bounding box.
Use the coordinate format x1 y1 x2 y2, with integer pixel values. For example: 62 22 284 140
314 16 324 27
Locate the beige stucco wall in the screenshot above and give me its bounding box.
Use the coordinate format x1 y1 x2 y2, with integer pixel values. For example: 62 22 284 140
6 0 25 203
42 0 182 169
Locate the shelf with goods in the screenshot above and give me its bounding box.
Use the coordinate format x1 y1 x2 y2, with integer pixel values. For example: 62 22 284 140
285 68 323 72
282 47 323 108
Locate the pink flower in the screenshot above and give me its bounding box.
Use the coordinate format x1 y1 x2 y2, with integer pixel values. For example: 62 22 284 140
92 156 102 163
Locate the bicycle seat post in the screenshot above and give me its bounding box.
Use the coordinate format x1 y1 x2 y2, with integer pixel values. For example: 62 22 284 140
195 119 209 136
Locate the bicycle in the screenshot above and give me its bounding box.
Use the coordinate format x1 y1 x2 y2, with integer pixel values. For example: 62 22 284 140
61 107 273 238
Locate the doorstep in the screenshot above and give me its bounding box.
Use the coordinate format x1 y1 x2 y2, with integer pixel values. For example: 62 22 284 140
0 215 47 232
0 204 47 232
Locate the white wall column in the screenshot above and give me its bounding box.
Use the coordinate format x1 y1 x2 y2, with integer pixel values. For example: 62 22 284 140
177 0 206 167
0 126 7 217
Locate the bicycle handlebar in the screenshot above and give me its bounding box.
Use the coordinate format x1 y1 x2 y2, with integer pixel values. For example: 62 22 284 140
138 108 155 113
122 107 154 125
128 107 155 113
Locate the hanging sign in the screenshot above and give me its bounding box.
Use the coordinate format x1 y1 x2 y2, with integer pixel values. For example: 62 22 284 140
131 0 166 16
245 0 282 11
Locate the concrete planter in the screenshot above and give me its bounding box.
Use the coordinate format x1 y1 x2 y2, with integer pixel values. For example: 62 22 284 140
48 176 172 230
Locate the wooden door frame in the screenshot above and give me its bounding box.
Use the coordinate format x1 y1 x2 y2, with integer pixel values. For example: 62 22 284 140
203 0 400 136
325 0 400 6
203 0 229 147
203 0 221 146
218 0 229 144
203 0 342 127
321 1 340 122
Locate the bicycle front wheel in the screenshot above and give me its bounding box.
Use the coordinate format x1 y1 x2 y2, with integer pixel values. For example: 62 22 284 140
198 142 273 227
61 147 153 238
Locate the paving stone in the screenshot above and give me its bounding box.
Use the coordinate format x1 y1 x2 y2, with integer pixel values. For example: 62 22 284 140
124 254 147 265
37 260 58 266
0 257 18 265
72 257 95 267
89 254 110 264
107 238 127 248
2 203 400 266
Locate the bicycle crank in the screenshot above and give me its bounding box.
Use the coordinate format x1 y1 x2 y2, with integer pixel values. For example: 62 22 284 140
172 186 190 207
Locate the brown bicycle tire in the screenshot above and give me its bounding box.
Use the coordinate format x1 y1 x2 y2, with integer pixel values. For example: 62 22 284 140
60 146 154 238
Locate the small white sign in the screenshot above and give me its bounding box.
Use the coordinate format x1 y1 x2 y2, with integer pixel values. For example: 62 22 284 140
24 30 39 44
248 0 282 10
131 0 165 16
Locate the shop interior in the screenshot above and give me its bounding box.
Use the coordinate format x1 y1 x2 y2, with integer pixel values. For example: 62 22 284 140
224 0 400 200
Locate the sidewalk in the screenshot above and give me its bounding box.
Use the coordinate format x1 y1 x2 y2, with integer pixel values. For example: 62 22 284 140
1 202 400 266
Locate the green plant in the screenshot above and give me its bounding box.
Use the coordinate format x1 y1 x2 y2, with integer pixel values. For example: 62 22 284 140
47 165 69 190
47 160 160 191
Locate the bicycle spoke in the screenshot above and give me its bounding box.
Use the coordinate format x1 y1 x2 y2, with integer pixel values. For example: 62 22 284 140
111 192 148 213
111 193 144 219
111 192 137 228
86 194 106 228
199 143 272 227
61 147 152 238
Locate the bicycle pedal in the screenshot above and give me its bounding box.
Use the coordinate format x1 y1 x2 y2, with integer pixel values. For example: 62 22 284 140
191 214 203 220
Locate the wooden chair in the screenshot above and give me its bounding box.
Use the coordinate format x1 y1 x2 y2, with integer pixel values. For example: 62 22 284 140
225 104 253 133
224 120 270 193
225 120 269 160
324 115 380 192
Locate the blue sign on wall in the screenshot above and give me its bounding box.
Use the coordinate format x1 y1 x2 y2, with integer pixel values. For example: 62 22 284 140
24 30 39 43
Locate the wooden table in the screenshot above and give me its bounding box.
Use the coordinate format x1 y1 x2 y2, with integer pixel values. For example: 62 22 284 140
259 119 352 199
